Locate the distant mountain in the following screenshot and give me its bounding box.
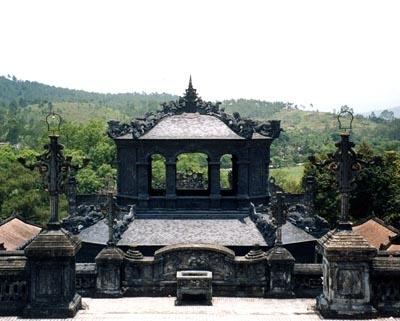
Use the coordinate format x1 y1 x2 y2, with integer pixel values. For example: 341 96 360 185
0 75 287 119
362 106 400 119
0 75 399 169
0 75 178 117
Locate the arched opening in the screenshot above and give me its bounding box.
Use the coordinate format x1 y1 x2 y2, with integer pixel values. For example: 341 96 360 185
220 154 237 196
149 154 166 196
176 153 209 196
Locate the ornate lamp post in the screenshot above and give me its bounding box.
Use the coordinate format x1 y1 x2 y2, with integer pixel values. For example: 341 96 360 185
310 106 371 228
18 111 75 229
20 108 82 318
98 175 118 246
100 190 117 247
65 156 90 216
313 106 378 318
96 180 125 298
265 191 295 298
272 191 286 246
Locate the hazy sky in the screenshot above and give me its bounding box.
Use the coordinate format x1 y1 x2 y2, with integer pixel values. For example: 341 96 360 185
0 0 399 112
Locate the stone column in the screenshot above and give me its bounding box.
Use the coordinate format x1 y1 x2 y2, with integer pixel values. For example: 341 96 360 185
316 225 377 318
23 229 82 318
95 246 125 298
165 158 177 208
208 158 221 208
266 245 295 298
236 159 250 208
136 160 149 208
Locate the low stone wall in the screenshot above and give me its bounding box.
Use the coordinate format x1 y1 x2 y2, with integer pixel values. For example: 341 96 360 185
76 263 97 297
371 253 400 316
122 244 269 297
2 246 400 318
293 263 322 298
0 251 27 315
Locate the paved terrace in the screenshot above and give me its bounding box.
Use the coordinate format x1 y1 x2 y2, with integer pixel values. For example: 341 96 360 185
1 298 398 321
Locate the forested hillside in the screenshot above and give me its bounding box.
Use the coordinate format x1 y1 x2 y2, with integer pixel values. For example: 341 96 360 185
1 75 399 165
0 75 399 227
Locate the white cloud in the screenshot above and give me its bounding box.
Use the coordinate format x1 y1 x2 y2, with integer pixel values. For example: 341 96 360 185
0 0 399 112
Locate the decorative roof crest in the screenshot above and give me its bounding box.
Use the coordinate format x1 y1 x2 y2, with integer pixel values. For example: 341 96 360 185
107 79 282 140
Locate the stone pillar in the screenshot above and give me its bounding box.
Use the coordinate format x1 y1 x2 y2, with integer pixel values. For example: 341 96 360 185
95 246 125 298
165 159 177 208
23 229 82 318
266 245 295 298
316 225 377 318
236 159 250 208
136 160 149 208
117 145 137 196
208 159 221 208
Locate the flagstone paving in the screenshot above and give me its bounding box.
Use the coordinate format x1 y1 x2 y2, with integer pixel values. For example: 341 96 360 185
1 297 399 321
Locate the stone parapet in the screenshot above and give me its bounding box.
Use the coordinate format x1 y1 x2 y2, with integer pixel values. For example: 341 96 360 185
371 254 400 316
0 251 27 315
293 263 322 298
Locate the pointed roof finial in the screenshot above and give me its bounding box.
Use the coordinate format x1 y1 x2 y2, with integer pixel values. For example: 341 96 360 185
183 75 199 112
188 75 193 89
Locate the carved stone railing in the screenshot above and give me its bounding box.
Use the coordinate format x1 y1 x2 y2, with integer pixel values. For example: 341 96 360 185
371 253 400 316
293 263 322 298
76 263 97 297
0 251 28 315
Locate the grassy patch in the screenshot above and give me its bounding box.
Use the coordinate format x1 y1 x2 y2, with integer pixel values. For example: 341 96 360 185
269 165 305 193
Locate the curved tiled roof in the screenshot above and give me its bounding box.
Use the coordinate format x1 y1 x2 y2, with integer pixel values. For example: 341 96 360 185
140 113 244 140
79 216 268 247
0 217 41 250
353 218 398 249
108 80 281 140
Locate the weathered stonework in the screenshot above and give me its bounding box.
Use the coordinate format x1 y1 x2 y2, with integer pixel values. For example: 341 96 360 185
23 228 82 318
266 245 295 298
371 255 400 316
108 81 281 212
122 243 268 297
95 245 125 297
316 225 378 318
175 270 212 305
0 251 27 315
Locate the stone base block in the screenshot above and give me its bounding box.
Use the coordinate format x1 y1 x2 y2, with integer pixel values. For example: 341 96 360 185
175 296 212 306
316 295 377 319
0 301 25 316
95 289 123 298
265 290 295 299
23 293 81 318
375 302 400 317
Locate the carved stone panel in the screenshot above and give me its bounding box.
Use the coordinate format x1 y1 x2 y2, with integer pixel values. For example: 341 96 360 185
160 251 234 281
336 268 363 299
154 244 235 283
37 265 62 297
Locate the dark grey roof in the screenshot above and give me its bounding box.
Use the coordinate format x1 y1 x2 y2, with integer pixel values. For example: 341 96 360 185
78 215 316 247
118 216 267 246
281 222 316 245
140 113 244 140
79 218 109 245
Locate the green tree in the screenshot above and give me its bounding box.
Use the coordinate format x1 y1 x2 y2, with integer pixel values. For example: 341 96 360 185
303 149 400 228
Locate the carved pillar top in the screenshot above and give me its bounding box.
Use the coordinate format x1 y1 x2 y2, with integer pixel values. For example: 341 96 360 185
24 229 81 258
318 229 377 261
